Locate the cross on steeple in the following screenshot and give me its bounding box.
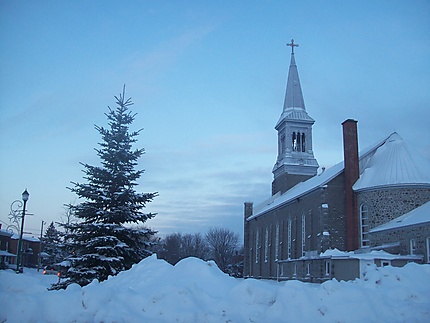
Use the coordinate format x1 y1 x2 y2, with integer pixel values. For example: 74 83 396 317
287 39 299 54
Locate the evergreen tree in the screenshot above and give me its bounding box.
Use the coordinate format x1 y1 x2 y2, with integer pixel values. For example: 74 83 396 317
41 222 63 266
51 87 157 289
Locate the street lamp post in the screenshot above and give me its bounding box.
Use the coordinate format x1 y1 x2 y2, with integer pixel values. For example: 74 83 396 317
16 189 29 273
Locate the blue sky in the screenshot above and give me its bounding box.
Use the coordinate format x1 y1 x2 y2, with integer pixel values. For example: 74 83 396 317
1 1 429 240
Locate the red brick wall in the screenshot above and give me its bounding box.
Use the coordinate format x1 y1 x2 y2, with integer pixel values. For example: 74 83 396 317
342 119 360 251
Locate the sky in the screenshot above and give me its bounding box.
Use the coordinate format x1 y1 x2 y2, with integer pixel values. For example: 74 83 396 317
1 1 429 240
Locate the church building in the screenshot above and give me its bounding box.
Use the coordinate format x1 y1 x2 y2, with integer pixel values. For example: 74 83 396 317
243 40 430 281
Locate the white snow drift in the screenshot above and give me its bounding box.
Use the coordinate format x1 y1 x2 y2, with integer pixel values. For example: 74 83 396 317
1 255 429 322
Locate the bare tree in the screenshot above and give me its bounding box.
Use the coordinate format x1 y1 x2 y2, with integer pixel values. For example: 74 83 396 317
160 233 182 265
182 233 209 260
193 232 209 259
58 203 78 235
205 227 239 272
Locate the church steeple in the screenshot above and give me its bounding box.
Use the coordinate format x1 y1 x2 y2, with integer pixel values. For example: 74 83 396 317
272 40 319 196
283 39 306 111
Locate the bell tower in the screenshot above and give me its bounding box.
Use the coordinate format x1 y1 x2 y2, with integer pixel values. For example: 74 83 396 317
272 40 319 195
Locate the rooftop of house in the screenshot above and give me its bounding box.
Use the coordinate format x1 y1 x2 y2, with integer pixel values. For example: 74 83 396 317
0 229 14 238
10 234 40 242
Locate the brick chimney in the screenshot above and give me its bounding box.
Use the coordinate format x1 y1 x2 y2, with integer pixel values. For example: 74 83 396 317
342 119 360 251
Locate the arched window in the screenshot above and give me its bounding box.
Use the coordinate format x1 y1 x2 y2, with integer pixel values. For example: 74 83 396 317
301 213 306 256
292 132 296 151
360 204 369 247
255 230 260 263
301 133 306 152
264 226 269 263
287 218 292 259
275 223 279 261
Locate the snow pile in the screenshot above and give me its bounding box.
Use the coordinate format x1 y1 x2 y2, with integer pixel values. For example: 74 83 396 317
1 256 429 322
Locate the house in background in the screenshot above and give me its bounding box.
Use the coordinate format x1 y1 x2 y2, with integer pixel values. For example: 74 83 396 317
0 225 40 269
0 228 15 268
243 41 430 281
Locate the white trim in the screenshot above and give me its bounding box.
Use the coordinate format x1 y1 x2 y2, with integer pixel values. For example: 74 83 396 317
409 239 416 255
287 218 292 259
255 230 259 263
275 223 279 261
360 203 370 248
426 237 430 263
264 227 269 263
324 260 330 276
301 213 306 257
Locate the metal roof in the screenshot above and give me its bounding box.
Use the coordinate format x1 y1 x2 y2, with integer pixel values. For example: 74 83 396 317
353 132 430 191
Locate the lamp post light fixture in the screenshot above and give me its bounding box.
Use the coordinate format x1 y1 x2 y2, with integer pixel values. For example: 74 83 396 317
16 189 29 273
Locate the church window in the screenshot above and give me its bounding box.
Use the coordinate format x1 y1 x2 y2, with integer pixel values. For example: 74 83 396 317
264 226 269 263
324 260 331 276
426 237 430 263
255 230 260 263
275 223 279 260
360 203 369 248
301 133 306 152
293 263 297 277
292 132 306 152
306 263 311 276
292 132 296 151
287 218 292 259
249 231 254 272
301 213 306 257
410 239 416 255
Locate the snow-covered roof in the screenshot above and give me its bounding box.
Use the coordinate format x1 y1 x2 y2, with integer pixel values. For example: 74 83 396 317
276 108 314 127
276 248 423 262
249 161 345 220
10 234 40 242
320 249 422 261
353 132 430 191
249 133 389 220
249 131 430 221
0 250 16 257
370 201 430 233
0 229 13 237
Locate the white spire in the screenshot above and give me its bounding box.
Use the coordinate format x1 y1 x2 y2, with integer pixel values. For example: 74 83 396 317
283 39 306 111
272 40 319 195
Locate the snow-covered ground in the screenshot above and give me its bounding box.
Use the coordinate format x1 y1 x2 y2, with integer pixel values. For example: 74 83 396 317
1 256 429 322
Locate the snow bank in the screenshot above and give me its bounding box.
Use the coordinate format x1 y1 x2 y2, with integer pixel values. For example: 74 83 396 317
1 256 429 322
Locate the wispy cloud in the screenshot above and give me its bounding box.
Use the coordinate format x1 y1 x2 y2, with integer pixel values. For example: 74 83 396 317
128 23 218 76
